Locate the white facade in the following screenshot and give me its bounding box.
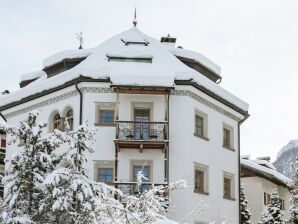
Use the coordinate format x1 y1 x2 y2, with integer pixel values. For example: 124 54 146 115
0 27 249 223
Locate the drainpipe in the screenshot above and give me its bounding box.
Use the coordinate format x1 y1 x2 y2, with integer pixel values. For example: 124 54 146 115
238 112 250 223
75 81 83 126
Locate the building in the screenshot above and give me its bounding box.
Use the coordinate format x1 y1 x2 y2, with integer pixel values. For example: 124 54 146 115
241 157 291 223
0 21 249 223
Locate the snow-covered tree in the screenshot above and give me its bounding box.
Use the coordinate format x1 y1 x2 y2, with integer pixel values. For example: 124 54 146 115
112 169 185 223
39 122 123 223
240 184 251 223
0 111 67 223
258 188 285 224
288 157 298 224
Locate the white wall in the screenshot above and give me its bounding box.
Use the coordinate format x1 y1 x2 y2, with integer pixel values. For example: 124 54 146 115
242 176 290 224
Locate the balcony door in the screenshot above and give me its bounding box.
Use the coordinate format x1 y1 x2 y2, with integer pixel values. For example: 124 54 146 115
134 109 150 140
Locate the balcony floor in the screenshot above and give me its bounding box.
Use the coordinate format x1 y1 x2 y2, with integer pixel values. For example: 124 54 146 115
114 139 168 152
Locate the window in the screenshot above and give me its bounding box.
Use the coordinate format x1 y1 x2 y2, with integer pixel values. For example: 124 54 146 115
98 168 114 184
194 111 208 140
195 115 204 137
223 172 235 200
0 139 6 149
65 109 74 131
279 199 285 210
94 161 115 185
223 124 234 149
95 103 115 126
53 113 63 131
264 192 271 205
224 177 231 198
100 110 114 125
107 55 152 63
131 160 152 193
194 163 209 194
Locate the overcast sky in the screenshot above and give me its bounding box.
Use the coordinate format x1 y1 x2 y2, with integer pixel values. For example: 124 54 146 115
1 0 298 160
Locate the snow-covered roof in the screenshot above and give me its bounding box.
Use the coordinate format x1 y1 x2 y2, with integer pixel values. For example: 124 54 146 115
0 27 249 113
163 45 221 75
241 158 291 186
43 48 94 68
21 70 47 82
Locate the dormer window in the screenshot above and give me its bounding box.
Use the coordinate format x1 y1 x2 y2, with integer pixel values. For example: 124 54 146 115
107 55 152 63
121 38 149 46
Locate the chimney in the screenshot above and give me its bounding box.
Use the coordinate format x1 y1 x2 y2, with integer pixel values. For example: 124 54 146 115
161 34 176 47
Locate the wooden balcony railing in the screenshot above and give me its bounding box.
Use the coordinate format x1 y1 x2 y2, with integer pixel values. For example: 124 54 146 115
116 121 168 141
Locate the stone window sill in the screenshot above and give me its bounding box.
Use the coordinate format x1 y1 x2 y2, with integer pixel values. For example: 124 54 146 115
194 133 209 142
223 145 235 152
94 123 116 127
223 196 236 201
194 189 209 196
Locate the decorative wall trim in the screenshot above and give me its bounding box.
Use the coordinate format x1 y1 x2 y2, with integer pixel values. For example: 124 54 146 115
4 87 240 121
171 90 241 121
4 87 113 119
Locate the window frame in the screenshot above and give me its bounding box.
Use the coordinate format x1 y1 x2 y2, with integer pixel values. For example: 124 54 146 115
194 163 209 195
95 103 116 126
94 161 115 185
53 113 63 131
65 109 74 131
222 124 234 151
97 167 114 185
223 172 235 200
194 110 208 141
264 192 271 205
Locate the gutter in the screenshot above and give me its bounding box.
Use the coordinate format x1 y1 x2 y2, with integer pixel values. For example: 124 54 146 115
238 112 250 223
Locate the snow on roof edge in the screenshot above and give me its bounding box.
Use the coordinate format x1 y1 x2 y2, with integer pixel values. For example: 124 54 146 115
241 158 291 186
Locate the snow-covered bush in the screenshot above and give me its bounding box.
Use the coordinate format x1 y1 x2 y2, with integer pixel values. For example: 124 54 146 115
288 157 298 224
240 184 251 223
258 188 285 224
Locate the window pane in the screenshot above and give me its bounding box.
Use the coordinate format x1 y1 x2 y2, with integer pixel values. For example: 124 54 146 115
223 128 231 147
100 110 114 124
195 115 204 137
98 168 113 184
224 178 231 198
195 169 204 192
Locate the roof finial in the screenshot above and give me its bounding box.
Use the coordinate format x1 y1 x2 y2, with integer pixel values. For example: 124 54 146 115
133 7 137 27
76 32 84 49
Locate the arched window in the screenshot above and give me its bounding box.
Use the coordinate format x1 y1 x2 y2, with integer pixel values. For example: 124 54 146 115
53 113 62 131
65 109 74 131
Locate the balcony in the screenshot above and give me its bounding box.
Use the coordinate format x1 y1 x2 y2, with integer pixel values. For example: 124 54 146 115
115 121 169 151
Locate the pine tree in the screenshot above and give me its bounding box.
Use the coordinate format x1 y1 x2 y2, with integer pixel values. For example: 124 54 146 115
258 188 285 224
0 111 66 223
240 184 251 223
39 122 121 223
288 157 298 224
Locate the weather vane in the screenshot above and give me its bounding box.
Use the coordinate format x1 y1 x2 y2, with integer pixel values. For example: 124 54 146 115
133 7 137 27
76 32 84 49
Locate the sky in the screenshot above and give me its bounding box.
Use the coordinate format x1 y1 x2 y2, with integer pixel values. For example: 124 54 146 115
1 0 298 160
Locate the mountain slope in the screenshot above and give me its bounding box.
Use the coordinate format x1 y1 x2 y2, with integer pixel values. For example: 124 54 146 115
274 140 298 179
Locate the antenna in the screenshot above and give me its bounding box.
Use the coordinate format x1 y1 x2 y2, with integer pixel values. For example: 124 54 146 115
133 7 137 27
76 32 84 49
